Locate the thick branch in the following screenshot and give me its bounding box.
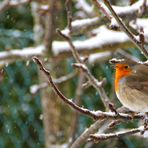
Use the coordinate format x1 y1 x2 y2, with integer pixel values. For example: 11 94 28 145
57 27 111 109
0 22 148 64
54 25 148 56
0 45 45 65
33 57 144 121
44 0 56 51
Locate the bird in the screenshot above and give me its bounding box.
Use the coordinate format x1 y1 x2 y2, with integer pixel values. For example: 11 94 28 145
111 58 148 113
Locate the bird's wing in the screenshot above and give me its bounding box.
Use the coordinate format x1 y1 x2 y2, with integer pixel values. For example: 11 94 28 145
126 67 148 95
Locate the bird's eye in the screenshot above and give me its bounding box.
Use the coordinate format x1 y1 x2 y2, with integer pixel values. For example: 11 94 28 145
124 65 129 69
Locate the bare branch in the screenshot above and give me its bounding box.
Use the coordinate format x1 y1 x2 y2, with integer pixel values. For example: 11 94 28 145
33 57 144 121
57 29 82 63
44 0 57 51
57 29 112 109
92 0 112 20
33 56 97 120
57 4 112 109
0 20 148 64
54 24 148 56
63 0 148 36
30 71 77 94
103 0 148 59
139 27 145 48
71 120 106 148
89 126 148 141
75 0 94 17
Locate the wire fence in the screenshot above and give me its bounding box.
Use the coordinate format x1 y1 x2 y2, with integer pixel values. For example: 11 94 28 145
0 61 44 148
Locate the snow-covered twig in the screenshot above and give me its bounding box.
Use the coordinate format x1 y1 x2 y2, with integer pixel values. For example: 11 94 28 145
63 0 148 36
0 45 45 65
103 0 148 59
57 26 112 109
0 25 148 65
33 56 144 121
89 126 148 141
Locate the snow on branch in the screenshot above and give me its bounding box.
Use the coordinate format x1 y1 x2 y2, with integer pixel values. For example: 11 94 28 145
103 0 148 59
89 126 148 142
64 0 148 36
0 23 148 64
61 17 99 36
33 56 144 121
0 0 31 12
106 0 148 19
0 45 45 65
54 26 148 56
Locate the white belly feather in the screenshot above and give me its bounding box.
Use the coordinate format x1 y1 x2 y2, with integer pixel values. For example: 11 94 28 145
116 78 148 112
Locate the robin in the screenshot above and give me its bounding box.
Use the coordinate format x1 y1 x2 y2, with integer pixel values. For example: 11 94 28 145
110 59 148 113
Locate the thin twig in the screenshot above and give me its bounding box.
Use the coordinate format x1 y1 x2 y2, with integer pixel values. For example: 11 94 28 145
72 62 110 110
92 0 112 20
33 56 144 121
30 71 77 94
103 0 148 59
65 0 72 34
57 29 82 63
44 0 56 52
89 126 148 141
64 0 148 36
57 15 111 110
33 56 97 120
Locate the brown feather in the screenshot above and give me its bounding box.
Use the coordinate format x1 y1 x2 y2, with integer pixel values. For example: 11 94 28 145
126 64 148 95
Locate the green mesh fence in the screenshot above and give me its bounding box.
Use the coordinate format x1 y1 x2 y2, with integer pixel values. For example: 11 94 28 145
0 2 148 148
0 62 44 148
0 6 44 147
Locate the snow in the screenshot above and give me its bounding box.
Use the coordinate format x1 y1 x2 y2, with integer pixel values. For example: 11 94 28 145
53 27 129 55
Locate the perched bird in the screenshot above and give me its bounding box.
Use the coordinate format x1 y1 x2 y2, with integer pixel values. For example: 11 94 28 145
111 59 148 113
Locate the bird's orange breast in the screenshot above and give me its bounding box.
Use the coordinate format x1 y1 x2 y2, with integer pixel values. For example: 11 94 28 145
115 64 133 91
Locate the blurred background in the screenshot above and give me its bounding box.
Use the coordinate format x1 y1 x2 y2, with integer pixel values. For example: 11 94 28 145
0 0 148 148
